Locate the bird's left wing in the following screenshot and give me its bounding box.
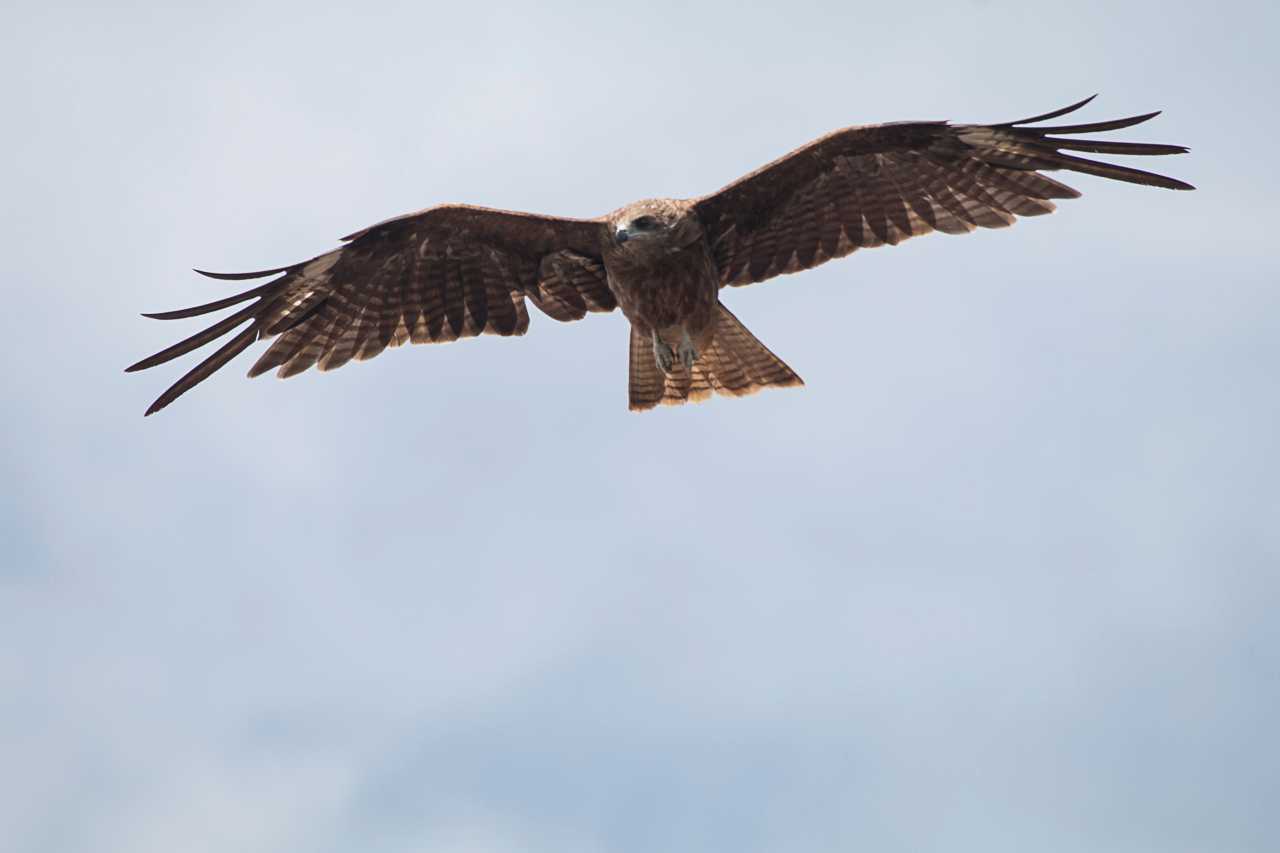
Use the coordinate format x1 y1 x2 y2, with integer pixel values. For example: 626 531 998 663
128 205 615 415
692 96 1192 287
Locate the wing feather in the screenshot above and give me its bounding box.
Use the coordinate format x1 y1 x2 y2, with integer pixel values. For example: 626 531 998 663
125 300 267 372
129 205 611 414
144 326 260 417
280 302 343 379
695 98 1192 288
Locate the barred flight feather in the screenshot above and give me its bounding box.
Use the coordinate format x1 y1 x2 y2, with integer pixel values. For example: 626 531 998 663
697 96 1190 287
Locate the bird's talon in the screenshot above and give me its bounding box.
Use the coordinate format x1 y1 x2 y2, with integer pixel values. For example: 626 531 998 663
653 335 676 374
678 332 697 370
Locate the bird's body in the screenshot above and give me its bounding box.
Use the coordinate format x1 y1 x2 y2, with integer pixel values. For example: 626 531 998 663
603 198 718 354
129 96 1192 416
600 196 803 406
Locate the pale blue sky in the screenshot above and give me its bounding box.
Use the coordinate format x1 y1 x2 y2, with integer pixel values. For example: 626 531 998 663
3 1 1278 851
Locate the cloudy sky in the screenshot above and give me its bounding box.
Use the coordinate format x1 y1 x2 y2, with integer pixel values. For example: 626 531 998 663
4 1 1277 851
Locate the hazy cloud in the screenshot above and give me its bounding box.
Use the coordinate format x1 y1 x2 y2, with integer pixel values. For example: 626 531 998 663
3 1 1277 851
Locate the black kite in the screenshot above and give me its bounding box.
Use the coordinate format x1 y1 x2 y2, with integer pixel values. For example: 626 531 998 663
129 96 1192 415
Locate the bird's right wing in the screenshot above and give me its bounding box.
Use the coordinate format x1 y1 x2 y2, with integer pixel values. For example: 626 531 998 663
127 205 616 415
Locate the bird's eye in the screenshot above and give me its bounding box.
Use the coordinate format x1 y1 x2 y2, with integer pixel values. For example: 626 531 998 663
632 215 658 230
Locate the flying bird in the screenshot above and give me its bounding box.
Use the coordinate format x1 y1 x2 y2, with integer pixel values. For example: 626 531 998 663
128 95 1192 416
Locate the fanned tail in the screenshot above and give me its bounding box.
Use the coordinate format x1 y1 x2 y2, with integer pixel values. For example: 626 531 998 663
628 302 802 411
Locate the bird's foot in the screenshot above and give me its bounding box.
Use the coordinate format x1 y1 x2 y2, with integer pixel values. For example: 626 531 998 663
677 331 698 370
653 333 676 374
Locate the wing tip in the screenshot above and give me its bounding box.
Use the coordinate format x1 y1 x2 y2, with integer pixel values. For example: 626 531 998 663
194 265 292 281
142 392 175 416
1001 94 1099 127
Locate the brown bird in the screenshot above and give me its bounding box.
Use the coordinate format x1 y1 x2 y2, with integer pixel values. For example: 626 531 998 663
128 96 1192 416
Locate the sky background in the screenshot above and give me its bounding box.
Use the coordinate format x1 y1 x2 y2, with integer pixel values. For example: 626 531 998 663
3 1 1278 851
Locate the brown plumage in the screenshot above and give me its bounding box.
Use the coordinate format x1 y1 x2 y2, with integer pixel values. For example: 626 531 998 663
128 95 1192 415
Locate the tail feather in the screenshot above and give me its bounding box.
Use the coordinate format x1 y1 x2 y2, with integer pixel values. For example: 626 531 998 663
628 302 802 411
628 327 667 410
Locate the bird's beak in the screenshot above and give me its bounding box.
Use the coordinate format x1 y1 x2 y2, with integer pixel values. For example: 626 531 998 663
614 227 630 245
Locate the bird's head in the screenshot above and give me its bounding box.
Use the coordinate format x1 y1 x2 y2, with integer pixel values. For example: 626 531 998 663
609 198 700 250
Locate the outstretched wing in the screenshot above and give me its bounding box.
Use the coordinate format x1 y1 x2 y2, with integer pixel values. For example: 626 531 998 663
693 95 1193 287
128 205 615 415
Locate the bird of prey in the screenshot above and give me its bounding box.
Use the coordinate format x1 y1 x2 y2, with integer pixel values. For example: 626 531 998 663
128 95 1192 416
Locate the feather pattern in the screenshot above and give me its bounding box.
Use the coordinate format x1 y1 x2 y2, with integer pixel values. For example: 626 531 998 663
627 303 802 411
128 205 609 414
694 97 1192 287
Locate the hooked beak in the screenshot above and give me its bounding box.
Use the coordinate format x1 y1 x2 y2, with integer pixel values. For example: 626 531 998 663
614 227 631 245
